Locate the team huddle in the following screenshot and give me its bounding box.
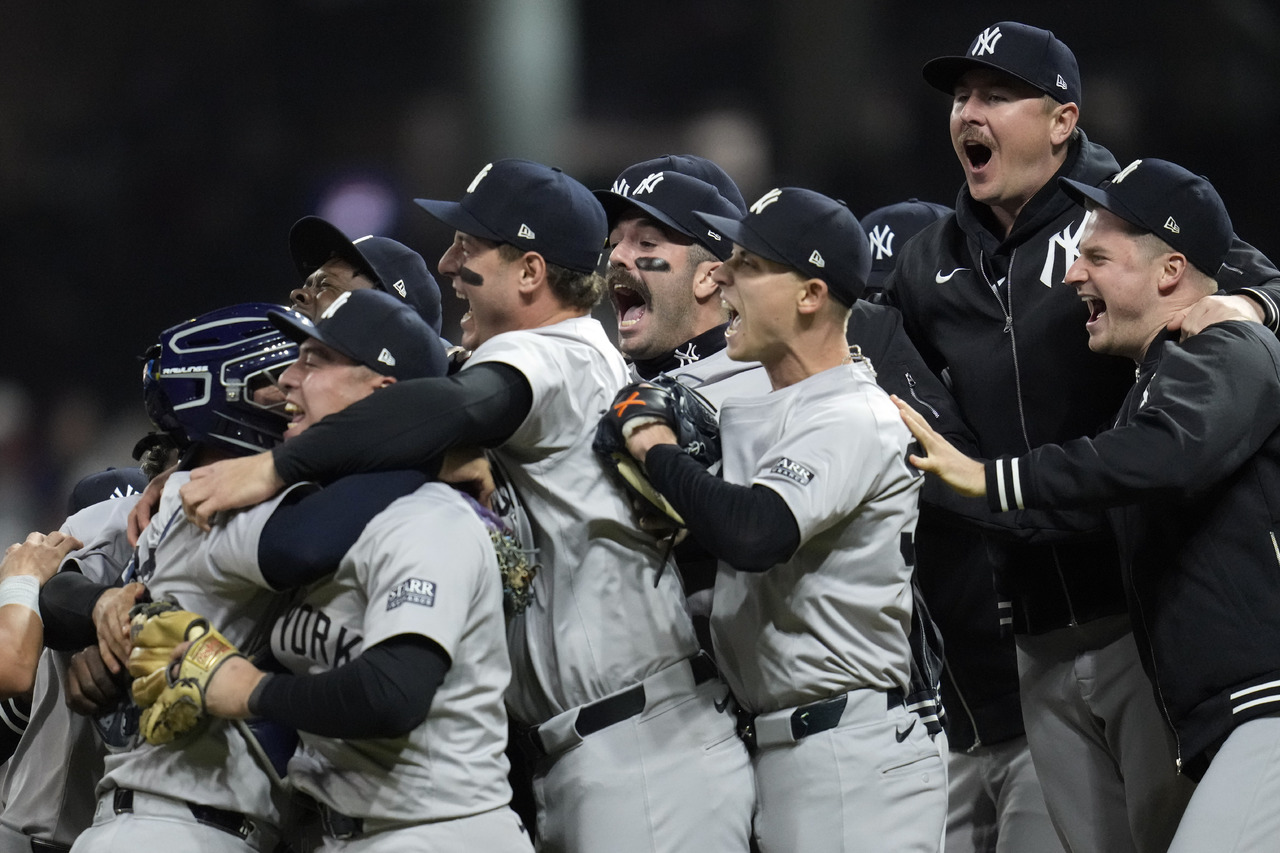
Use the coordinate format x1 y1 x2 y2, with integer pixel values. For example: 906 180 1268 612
1 19 1279 853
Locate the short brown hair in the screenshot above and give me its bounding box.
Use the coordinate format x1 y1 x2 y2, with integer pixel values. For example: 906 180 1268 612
498 243 605 311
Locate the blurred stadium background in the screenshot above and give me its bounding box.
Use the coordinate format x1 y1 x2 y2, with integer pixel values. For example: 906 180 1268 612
1 0 1277 541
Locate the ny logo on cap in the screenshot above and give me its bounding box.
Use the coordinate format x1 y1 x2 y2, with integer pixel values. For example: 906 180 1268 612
869 224 895 260
972 26 1003 56
321 291 352 320
1112 160 1143 183
611 177 631 195
633 172 665 195
751 188 783 215
467 163 494 193
808 250 826 268
517 224 536 240
377 348 397 367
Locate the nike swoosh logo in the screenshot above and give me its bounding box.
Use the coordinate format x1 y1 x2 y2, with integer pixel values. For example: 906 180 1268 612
714 694 731 714
935 268 969 284
895 718 917 743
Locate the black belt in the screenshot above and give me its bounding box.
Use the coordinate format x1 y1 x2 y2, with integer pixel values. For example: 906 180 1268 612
318 802 364 841
30 839 71 853
526 653 719 758
736 688 904 751
113 788 256 841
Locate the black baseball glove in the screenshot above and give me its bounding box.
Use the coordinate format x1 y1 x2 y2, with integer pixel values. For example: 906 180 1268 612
593 376 720 524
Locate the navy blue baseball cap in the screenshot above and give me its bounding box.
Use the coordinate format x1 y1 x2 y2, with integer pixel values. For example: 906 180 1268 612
270 289 447 381
861 199 953 290
695 188 872 307
923 22 1081 106
1060 158 1233 277
595 170 743 261
67 467 149 515
608 155 747 215
414 159 607 274
289 216 443 334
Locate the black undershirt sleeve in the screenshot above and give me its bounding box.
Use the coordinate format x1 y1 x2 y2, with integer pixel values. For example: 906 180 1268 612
39 570 115 651
272 362 532 486
248 634 449 739
257 471 428 590
644 445 800 572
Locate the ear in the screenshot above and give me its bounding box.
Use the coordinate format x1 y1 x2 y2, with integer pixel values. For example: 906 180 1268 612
375 374 397 390
515 251 548 295
796 278 829 316
692 260 722 303
1050 102 1079 146
1156 253 1188 295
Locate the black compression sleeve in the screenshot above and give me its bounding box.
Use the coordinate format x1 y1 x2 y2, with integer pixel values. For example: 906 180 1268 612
39 571 114 651
644 445 800 572
272 362 532 486
257 471 427 590
248 634 449 739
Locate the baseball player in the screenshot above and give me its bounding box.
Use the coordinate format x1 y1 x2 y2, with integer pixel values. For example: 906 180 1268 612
0 471 154 853
867 198 1061 853
36 302 306 853
178 159 756 853
596 154 761 406
898 158 1280 853
144 290 531 850
619 187 948 852
881 21 1280 852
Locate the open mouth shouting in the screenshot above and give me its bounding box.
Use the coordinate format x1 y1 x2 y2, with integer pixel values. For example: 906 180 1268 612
964 139 993 172
1082 294 1107 326
608 268 652 334
283 400 306 433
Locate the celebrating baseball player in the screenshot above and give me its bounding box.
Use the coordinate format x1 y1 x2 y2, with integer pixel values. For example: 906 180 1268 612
177 159 755 853
0 473 150 853
612 187 947 852
137 290 531 850
38 302 305 852
881 21 1280 852
898 158 1280 853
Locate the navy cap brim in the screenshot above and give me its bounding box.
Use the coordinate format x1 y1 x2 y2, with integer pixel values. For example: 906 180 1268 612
594 191 694 241
922 56 1051 99
290 216 379 284
413 198 506 243
693 211 792 269
1058 177 1148 233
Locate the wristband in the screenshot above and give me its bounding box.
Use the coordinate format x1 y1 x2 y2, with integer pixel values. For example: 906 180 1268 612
0 575 41 622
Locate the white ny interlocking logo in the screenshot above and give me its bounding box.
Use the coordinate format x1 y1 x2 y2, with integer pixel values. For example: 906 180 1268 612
751 188 783 215
467 163 494 193
1039 219 1087 288
972 26 1003 56
611 177 631 195
1112 160 1143 183
869 224 895 260
634 172 665 195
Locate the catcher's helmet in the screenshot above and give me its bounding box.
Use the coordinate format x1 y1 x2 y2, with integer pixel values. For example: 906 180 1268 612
143 303 298 455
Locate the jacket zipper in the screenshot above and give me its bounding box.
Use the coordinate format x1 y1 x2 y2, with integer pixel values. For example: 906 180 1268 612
944 659 982 751
1130 574 1184 773
981 249 1077 625
905 373 940 418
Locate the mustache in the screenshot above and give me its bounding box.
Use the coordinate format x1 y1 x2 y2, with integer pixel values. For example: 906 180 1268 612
605 266 649 297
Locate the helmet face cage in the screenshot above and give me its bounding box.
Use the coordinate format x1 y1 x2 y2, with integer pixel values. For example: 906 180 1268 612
143 304 299 456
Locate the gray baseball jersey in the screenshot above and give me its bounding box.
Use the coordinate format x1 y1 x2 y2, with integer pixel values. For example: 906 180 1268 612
0 495 138 848
712 361 920 713
94 472 302 828
639 348 772 410
466 316 700 725
274 482 514 825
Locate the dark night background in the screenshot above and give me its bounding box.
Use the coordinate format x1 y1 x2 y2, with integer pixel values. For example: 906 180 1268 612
2 0 1277 538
